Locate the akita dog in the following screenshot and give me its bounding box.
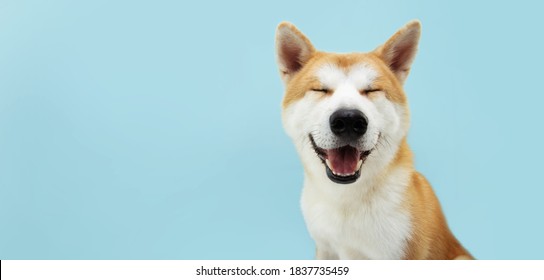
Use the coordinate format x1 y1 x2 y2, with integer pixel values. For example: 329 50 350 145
275 20 472 260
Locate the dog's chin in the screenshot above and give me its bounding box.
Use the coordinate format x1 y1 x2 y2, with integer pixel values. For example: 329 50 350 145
309 134 372 185
325 165 361 184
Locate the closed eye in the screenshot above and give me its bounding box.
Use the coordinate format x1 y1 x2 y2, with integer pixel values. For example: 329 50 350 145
311 88 332 94
360 88 382 95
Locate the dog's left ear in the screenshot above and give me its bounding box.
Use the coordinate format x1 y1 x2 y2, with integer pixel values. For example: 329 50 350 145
375 20 421 84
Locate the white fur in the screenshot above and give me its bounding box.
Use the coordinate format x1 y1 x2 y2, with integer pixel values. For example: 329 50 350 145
301 165 412 259
316 63 377 90
282 63 412 259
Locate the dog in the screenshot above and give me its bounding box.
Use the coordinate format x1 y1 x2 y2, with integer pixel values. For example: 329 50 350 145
275 20 472 260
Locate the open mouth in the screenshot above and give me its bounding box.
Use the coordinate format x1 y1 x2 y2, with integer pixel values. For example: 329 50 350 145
309 134 372 184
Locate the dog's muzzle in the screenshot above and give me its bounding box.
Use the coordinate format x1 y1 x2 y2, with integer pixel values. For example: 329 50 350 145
308 109 372 184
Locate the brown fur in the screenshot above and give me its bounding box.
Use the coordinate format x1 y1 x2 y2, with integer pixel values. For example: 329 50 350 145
282 52 407 108
394 140 472 259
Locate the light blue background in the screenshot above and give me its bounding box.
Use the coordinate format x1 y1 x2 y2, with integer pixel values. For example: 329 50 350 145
1 0 543 260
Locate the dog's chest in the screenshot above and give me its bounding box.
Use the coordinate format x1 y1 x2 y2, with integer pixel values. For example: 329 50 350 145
301 180 412 259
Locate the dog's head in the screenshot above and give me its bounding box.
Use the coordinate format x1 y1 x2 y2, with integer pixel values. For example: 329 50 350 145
276 21 420 185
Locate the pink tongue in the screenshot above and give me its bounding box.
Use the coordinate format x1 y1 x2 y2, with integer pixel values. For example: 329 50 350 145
327 146 360 175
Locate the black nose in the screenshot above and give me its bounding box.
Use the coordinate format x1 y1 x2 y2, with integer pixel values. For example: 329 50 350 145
329 109 368 139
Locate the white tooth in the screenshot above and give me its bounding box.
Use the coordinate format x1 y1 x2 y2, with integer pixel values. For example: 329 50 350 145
326 159 340 175
356 160 363 170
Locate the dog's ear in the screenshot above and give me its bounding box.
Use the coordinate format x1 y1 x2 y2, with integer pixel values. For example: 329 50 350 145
375 20 421 84
275 22 316 84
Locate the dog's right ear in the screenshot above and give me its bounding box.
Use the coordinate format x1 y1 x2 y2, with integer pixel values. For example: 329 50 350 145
275 22 315 84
